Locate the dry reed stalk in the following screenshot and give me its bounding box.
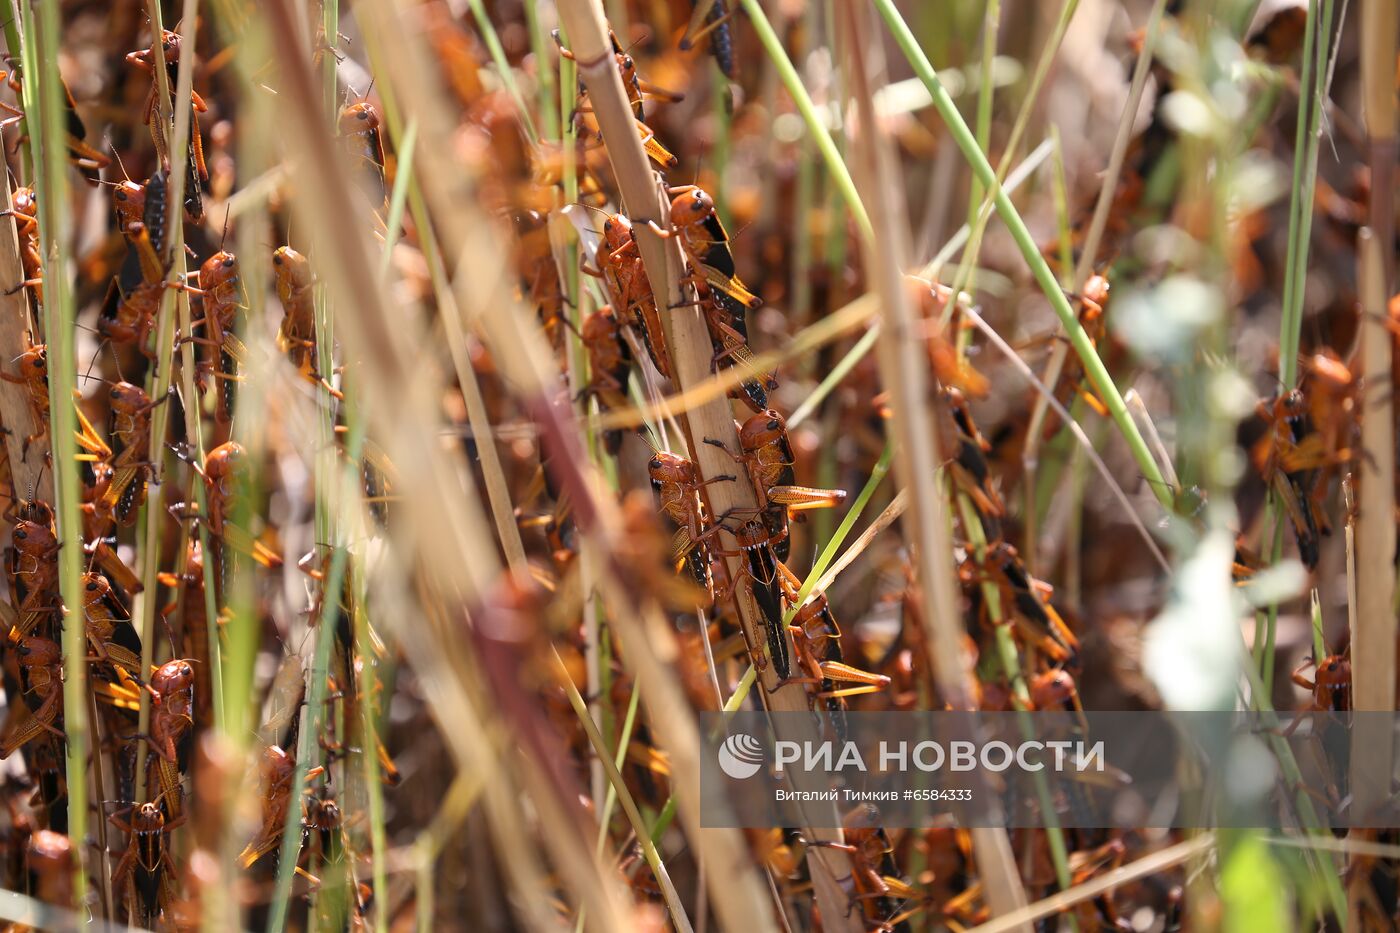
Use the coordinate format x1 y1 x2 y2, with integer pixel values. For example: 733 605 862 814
1360 0 1394 301
256 2 634 927
416 230 531 580
968 835 1215 933
550 2 861 929
1360 0 1395 288
1349 228 1394 815
838 3 1029 926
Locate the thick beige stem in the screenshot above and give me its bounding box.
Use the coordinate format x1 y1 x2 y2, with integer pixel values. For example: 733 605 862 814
1349 229 1395 816
840 3 1030 927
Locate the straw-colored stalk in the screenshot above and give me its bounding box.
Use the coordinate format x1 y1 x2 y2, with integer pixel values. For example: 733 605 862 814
970 836 1215 933
257 0 636 927
551 3 863 930
838 4 1030 926
1359 0 1395 285
1348 228 1394 815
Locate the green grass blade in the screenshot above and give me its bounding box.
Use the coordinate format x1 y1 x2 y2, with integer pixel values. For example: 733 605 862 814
873 0 1172 510
736 0 873 243
29 0 88 908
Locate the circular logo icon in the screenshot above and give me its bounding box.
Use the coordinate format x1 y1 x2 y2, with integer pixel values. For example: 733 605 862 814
718 733 764 779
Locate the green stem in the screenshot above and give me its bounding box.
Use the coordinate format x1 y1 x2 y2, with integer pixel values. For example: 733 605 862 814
950 0 1080 302
961 496 1076 918
266 419 367 931
1239 628 1348 920
559 655 692 933
465 0 539 145
352 479 389 933
269 2 349 926
725 441 895 712
30 0 89 909
523 0 559 140
873 0 1172 509
787 326 880 429
737 0 873 243
967 0 1000 233
1278 0 1324 388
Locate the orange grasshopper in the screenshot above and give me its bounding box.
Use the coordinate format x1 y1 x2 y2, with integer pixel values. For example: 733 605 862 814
183 243 247 424
5 503 60 637
126 29 209 221
109 793 183 926
0 65 110 182
578 305 632 454
157 542 214 730
338 94 389 209
77 572 144 686
705 408 846 562
272 246 341 398
0 340 51 455
702 517 793 680
170 441 282 602
274 245 317 372
938 386 1005 536
961 541 1080 663
238 744 325 868
581 212 674 381
785 590 890 699
1 185 42 307
0 630 65 760
647 186 761 323
25 829 74 908
646 187 776 409
74 381 168 527
512 210 569 346
74 455 145 597
904 273 990 398
99 222 191 359
648 449 734 592
554 30 681 169
1292 651 1352 714
1250 389 1334 570
105 154 148 233
141 659 196 821
802 804 914 930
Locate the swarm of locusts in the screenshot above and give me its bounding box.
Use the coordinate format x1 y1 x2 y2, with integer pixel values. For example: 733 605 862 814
0 0 1391 929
